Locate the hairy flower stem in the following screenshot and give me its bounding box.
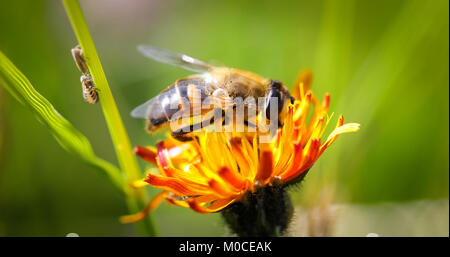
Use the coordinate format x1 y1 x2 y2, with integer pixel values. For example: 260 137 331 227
62 0 156 236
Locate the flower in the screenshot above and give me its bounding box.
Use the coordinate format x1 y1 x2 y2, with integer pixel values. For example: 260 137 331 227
120 70 360 232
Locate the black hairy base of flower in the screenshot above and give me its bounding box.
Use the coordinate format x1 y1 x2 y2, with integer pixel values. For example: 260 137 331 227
221 170 309 237
221 183 288 236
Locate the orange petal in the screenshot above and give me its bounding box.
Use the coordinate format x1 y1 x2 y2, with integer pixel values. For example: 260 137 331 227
283 139 319 182
218 167 246 190
130 179 150 189
278 142 303 179
188 198 236 213
292 69 313 100
294 92 312 123
319 121 360 155
156 141 170 169
310 116 325 140
322 93 330 110
119 191 167 223
338 115 344 127
165 196 191 208
167 194 221 208
240 136 259 178
134 146 157 165
229 138 251 176
256 150 274 182
145 174 208 196
301 139 321 170
208 179 234 197
193 194 221 203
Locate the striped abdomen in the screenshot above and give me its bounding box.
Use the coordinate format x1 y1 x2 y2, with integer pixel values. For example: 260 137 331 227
80 75 99 104
146 77 210 132
83 86 99 104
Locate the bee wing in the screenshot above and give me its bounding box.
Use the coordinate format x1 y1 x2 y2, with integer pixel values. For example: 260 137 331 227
131 80 235 121
130 97 157 120
138 45 214 73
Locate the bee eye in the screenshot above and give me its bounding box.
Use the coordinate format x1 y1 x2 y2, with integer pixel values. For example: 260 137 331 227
290 96 295 104
269 80 282 89
265 89 283 121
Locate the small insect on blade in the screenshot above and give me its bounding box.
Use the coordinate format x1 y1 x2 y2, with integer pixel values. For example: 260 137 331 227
71 45 88 74
80 75 99 104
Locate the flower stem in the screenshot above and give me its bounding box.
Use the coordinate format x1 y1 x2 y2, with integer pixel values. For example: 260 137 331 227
62 0 156 236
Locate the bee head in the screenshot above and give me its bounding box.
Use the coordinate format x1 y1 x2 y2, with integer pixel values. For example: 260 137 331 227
265 80 294 127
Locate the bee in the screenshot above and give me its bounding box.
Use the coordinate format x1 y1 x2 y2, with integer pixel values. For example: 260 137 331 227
80 75 99 104
131 45 294 141
71 45 88 74
71 45 99 104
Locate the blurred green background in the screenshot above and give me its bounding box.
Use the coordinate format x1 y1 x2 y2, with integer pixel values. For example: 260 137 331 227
0 0 448 236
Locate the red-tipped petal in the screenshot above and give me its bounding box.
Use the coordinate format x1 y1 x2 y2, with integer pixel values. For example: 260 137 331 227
338 115 344 126
279 142 303 180
134 146 157 165
218 167 246 190
156 141 169 168
208 179 233 197
256 151 274 182
145 174 207 196
322 93 330 109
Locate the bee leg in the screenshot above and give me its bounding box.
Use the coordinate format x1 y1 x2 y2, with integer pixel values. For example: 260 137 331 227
222 112 257 132
171 122 201 141
171 131 194 142
244 120 257 128
171 115 217 141
222 118 229 126
222 110 233 126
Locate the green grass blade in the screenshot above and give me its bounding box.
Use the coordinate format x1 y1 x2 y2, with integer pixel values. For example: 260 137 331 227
62 0 157 236
0 50 125 192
